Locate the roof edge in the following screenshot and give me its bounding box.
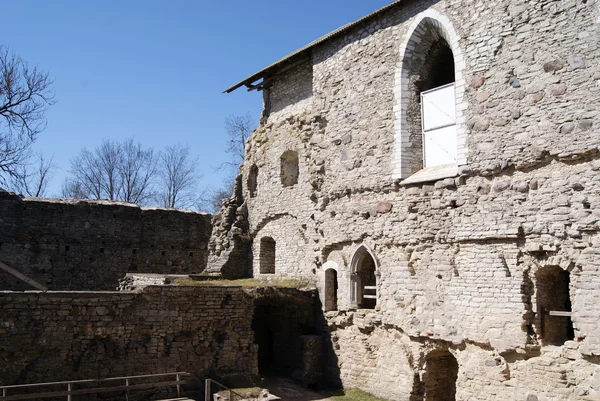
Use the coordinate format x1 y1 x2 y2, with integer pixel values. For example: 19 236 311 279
223 0 403 94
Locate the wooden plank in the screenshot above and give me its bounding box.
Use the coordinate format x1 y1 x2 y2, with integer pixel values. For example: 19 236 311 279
363 286 377 290
548 311 572 317
363 295 377 299
0 261 47 291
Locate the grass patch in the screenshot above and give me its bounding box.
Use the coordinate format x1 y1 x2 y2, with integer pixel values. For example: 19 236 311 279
216 387 263 398
170 277 309 289
322 388 388 401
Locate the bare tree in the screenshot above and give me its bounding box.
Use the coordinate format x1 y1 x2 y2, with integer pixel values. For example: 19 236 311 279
199 171 236 214
118 138 157 204
66 138 156 203
0 46 54 186
205 113 255 212
224 113 254 166
9 153 55 197
61 177 88 199
68 140 119 200
156 144 201 209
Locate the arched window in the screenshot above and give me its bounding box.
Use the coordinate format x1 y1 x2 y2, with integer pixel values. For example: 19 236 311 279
324 268 338 311
259 237 276 274
350 245 378 309
393 11 466 180
535 266 574 345
423 350 458 401
280 150 299 187
248 164 258 198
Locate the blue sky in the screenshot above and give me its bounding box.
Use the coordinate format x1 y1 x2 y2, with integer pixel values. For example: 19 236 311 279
1 0 390 196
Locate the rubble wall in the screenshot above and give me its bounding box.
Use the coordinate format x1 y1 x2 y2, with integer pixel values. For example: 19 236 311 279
238 0 600 399
0 191 212 290
0 286 257 387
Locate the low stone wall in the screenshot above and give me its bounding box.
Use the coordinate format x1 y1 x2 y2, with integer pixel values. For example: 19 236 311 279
0 191 212 290
0 286 257 388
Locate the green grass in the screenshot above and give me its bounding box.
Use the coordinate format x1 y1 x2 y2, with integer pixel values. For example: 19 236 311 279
322 388 388 401
170 277 309 289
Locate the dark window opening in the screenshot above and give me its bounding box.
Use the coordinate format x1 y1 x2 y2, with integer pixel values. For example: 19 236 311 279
260 237 276 274
248 164 258 198
536 267 574 345
424 350 458 401
419 41 455 93
280 151 299 187
357 252 377 309
324 269 338 312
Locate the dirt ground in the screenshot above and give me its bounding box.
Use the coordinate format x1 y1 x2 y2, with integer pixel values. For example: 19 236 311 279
260 378 385 401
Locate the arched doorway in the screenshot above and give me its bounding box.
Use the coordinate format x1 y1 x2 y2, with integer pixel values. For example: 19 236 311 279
423 350 458 401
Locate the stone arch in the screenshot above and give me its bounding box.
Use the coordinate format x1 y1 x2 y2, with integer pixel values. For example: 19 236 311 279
350 244 379 309
251 214 308 278
280 150 299 187
392 9 467 179
422 349 459 401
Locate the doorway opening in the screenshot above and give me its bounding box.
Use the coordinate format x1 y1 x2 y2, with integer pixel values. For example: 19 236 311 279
535 266 574 345
423 350 458 401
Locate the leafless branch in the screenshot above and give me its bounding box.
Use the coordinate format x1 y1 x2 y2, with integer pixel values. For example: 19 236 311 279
156 144 202 209
0 46 54 185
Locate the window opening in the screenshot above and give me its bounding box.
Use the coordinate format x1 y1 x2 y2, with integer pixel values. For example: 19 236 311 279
280 150 299 187
248 164 258 198
353 250 377 309
536 267 574 345
324 269 338 311
259 237 276 274
419 40 456 169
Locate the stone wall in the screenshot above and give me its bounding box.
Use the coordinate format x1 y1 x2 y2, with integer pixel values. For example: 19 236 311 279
0 191 212 290
268 60 313 122
0 286 257 388
229 0 600 399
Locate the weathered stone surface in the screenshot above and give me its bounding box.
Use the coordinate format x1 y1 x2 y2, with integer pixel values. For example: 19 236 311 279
217 0 600 398
552 83 568 97
543 59 565 73
0 192 212 290
0 286 257 386
470 75 485 88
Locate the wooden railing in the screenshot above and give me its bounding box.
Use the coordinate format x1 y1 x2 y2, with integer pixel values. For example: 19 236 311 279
204 378 245 401
0 372 190 400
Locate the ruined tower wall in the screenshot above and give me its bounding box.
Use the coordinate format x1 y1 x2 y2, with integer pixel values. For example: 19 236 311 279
0 191 212 290
239 0 600 399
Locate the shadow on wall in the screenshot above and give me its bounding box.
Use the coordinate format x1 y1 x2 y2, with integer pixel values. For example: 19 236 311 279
248 287 342 389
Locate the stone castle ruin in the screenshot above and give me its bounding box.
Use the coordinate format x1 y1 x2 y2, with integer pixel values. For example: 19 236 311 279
1 0 600 400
